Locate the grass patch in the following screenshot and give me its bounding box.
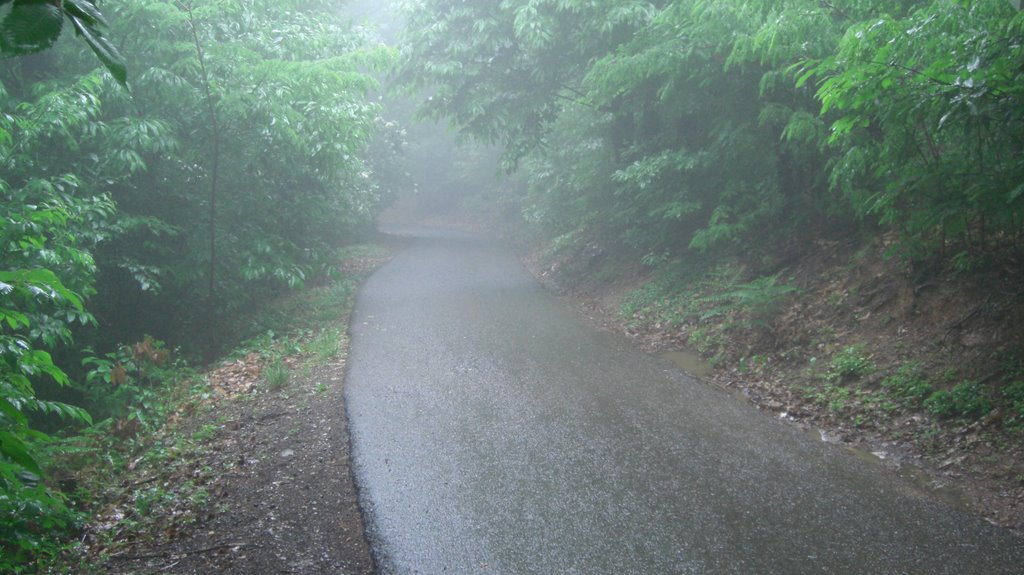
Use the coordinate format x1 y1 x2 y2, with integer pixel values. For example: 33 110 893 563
232 277 357 347
304 328 342 366
264 357 290 390
337 243 392 261
696 272 797 327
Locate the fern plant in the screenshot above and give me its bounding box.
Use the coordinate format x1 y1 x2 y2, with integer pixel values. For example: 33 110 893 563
697 272 797 327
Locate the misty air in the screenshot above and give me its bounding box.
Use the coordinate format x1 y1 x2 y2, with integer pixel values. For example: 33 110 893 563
2 1 1023 573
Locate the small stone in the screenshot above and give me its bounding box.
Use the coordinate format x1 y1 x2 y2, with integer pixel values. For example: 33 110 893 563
280 449 295 459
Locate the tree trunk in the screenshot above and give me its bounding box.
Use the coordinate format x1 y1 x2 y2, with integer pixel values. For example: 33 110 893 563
181 0 221 358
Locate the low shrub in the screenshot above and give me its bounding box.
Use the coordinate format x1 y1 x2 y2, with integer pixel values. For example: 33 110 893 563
925 382 992 418
881 363 933 403
826 346 875 382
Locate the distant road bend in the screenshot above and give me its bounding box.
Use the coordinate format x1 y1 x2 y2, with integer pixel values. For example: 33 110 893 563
345 222 1024 574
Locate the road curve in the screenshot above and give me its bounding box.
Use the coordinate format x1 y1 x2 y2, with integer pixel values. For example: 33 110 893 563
344 223 1023 574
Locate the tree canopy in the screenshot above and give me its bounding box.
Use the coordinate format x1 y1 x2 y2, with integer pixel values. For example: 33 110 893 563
399 0 1024 261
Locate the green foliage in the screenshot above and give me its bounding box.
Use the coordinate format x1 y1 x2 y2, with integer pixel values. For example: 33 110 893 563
0 476 81 573
925 381 992 419
881 362 934 403
402 0 1024 268
826 346 875 382
400 0 839 257
263 357 289 390
810 383 854 413
619 259 796 331
619 281 672 324
1 81 109 566
1 1 394 568
191 423 217 443
79 336 178 426
2 0 394 359
75 0 395 350
618 258 710 327
804 1 1024 258
738 354 770 375
1004 381 1024 425
231 276 359 348
697 273 797 326
0 0 127 85
305 329 342 366
398 0 628 161
804 381 902 423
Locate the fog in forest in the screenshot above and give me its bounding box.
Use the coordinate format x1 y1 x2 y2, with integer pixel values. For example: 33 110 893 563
3 1 1024 571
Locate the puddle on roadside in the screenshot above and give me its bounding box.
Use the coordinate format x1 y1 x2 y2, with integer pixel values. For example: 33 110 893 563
661 350 751 403
660 350 714 379
808 428 972 512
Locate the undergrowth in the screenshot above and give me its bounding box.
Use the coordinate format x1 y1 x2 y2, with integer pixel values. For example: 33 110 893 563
825 346 875 383
618 253 1024 443
619 259 797 353
12 246 381 573
804 355 1024 437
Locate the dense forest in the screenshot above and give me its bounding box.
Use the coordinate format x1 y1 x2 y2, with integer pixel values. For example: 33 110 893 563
2 0 1024 570
400 0 1023 264
1 0 396 568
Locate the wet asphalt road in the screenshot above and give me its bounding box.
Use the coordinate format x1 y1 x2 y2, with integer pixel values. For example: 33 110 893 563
344 224 1024 574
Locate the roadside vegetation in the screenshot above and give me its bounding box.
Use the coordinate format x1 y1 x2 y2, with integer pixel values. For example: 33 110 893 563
1 1 398 570
6 243 387 572
531 230 1024 527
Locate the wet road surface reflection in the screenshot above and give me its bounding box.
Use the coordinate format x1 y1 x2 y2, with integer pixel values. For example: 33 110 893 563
345 224 1024 574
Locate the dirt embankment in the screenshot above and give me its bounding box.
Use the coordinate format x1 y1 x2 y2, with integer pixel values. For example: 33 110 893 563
94 356 374 575
524 235 1024 534
72 249 395 574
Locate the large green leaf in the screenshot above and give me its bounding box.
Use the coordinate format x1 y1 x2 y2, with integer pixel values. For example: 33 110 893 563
0 1 63 54
0 430 43 476
0 397 28 426
63 0 108 27
0 269 84 310
0 0 126 86
68 14 127 87
1009 182 1024 204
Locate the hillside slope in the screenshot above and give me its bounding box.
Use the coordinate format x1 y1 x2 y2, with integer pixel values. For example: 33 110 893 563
524 232 1024 533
